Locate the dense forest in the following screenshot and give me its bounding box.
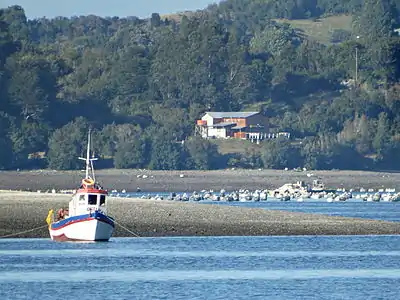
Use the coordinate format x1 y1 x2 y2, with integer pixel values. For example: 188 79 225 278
0 0 400 171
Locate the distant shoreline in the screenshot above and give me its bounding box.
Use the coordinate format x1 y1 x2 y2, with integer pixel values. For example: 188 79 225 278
0 169 399 193
1 191 399 239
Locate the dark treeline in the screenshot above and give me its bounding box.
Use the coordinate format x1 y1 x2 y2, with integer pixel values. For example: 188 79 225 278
0 0 400 171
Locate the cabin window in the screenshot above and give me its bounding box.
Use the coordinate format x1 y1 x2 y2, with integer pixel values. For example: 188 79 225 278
88 194 97 205
100 195 106 206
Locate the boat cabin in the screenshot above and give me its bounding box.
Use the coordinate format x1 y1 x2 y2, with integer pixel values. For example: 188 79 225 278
68 179 108 216
311 179 325 191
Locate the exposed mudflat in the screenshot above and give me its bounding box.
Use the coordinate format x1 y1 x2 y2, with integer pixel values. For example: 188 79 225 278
0 169 398 193
1 191 399 239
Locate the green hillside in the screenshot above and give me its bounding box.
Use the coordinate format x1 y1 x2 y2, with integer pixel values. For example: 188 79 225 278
0 0 400 172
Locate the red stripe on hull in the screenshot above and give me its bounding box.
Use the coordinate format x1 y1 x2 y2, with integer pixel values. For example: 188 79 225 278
52 233 82 242
76 188 108 195
51 233 109 242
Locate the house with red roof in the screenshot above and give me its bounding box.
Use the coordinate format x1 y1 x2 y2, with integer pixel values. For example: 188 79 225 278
195 111 271 141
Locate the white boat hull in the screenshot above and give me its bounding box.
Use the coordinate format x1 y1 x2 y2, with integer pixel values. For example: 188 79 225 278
49 212 114 242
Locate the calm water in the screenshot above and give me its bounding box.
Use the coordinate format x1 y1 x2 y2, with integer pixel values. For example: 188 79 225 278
112 192 400 222
1 236 400 300
206 201 400 222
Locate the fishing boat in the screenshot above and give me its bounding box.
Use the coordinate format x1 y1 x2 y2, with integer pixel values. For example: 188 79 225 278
46 131 115 242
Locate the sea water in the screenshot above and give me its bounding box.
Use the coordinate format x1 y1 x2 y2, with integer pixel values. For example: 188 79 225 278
113 192 400 222
1 201 399 299
209 201 400 222
1 235 400 300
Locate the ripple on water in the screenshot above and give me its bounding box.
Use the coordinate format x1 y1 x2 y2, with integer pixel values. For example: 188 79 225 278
1 269 400 282
2 249 400 258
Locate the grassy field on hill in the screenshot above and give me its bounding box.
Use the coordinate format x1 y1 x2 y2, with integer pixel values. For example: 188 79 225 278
274 15 353 45
162 13 353 45
210 139 263 155
160 12 194 22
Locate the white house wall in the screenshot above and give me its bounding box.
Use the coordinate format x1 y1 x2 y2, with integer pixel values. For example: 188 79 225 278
201 114 214 126
208 127 227 138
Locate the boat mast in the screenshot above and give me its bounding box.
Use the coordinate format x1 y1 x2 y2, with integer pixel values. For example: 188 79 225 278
79 129 98 181
85 130 91 179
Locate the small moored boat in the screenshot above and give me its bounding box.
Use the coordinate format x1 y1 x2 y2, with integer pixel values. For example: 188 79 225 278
46 131 115 242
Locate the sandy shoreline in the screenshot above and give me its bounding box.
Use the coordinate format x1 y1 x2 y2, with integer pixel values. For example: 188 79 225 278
1 191 399 239
0 169 399 193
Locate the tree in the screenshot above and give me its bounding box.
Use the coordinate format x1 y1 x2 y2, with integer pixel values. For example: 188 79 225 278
302 133 365 170
47 117 90 170
11 120 49 168
0 113 14 169
185 137 220 169
373 112 391 158
148 129 187 170
354 0 398 83
0 8 20 65
261 138 300 169
6 55 56 121
150 13 161 27
114 137 149 169
331 29 351 43
250 23 297 57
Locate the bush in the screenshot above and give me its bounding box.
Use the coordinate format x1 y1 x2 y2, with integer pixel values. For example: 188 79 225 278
331 29 351 43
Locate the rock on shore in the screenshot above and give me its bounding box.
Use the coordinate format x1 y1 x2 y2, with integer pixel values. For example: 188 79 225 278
1 191 399 239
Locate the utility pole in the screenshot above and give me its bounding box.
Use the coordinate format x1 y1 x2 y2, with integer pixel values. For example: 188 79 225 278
355 46 358 85
355 35 360 87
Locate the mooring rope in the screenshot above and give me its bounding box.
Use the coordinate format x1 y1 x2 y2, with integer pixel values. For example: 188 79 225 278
108 194 141 238
0 222 141 239
0 224 49 239
114 220 141 237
